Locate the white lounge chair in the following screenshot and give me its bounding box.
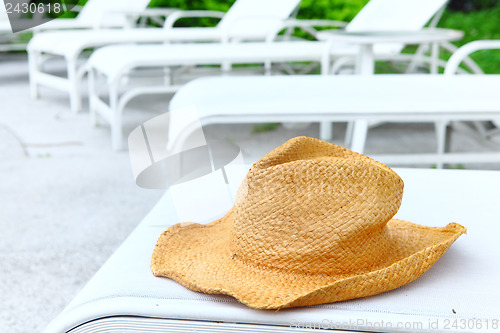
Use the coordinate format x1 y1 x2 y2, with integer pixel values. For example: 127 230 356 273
3 0 154 31
163 43 500 167
27 0 301 112
0 0 164 51
307 0 450 72
88 40 332 150
42 166 500 332
41 0 173 31
305 0 453 141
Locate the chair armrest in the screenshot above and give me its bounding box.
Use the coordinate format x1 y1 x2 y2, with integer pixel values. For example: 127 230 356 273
163 10 225 29
444 40 500 74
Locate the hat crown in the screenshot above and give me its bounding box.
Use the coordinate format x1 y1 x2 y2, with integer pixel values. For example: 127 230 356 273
231 137 403 275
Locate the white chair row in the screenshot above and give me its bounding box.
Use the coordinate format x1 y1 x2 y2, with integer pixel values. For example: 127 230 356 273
83 0 453 150
27 0 302 113
164 41 500 167
27 0 451 113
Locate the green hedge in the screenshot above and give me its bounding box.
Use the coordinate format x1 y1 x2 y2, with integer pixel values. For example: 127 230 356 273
149 0 368 22
147 0 368 28
149 0 233 12
296 0 368 22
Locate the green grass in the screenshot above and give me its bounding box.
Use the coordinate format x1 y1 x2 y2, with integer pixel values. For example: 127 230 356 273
438 4 500 73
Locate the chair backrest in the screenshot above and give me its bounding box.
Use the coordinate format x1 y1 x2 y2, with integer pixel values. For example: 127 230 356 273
346 0 448 54
217 0 300 40
0 2 7 20
76 0 152 26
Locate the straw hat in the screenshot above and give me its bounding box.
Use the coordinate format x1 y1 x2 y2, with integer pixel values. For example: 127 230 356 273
151 136 466 309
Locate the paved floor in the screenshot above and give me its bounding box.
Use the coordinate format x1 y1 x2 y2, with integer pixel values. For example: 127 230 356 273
1 53 500 333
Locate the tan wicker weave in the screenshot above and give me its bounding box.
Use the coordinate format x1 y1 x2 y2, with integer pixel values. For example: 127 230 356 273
151 136 466 309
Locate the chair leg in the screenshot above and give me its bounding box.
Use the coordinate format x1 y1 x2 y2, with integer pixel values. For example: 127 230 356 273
221 61 232 73
350 120 368 154
264 60 271 75
111 116 124 151
344 121 354 148
163 67 172 86
430 42 439 74
435 120 448 169
67 58 82 113
88 68 99 127
109 86 123 151
28 51 40 99
319 121 332 141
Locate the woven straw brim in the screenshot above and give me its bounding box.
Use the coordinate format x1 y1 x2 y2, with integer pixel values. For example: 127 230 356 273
151 212 466 310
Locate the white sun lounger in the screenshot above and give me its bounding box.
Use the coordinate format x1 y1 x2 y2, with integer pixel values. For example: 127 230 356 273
1 0 155 31
165 74 500 166
87 40 332 150
42 167 500 332
161 40 500 167
0 0 162 51
27 0 301 112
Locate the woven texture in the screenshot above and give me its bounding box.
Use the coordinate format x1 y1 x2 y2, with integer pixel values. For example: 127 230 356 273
151 136 466 309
